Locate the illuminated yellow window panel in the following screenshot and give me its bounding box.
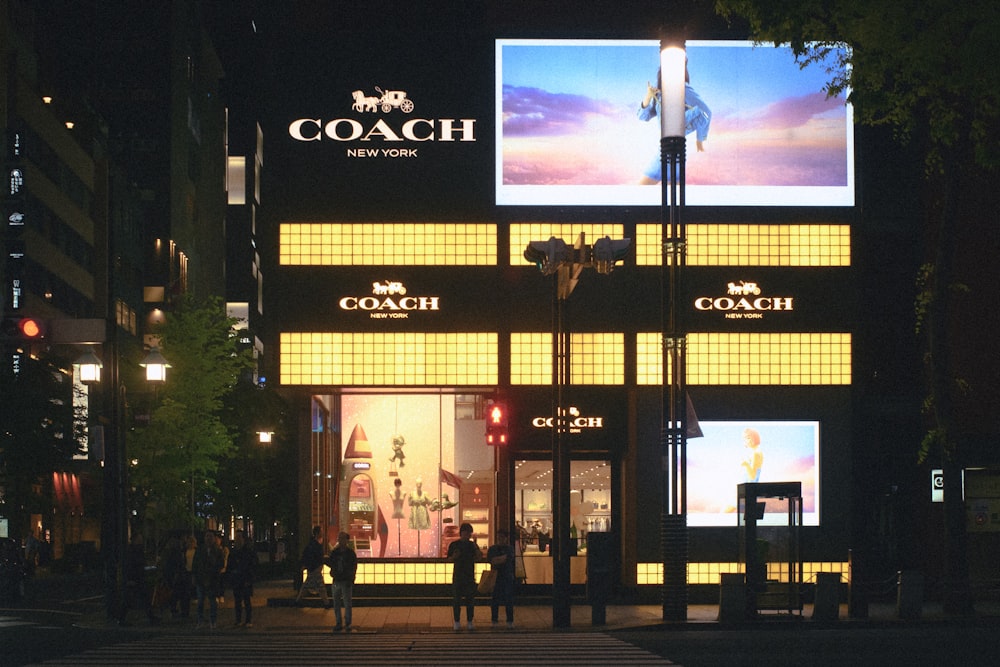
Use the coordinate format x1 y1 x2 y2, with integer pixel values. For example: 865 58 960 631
280 332 497 386
278 223 497 266
636 562 848 586
511 332 552 385
636 224 851 266
636 332 851 385
509 223 625 266
511 332 625 385
569 333 625 385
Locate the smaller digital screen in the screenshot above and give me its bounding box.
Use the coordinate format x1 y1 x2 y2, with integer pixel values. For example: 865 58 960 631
687 420 820 527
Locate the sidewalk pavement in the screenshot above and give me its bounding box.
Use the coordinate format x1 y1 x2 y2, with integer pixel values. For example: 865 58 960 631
79 579 1000 634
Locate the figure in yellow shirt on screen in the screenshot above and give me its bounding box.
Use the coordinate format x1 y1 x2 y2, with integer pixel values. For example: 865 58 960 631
741 428 763 483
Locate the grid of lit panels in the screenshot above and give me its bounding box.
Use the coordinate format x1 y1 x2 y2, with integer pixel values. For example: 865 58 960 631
635 224 851 266
509 223 625 266
312 562 491 585
279 333 498 385
636 332 852 385
636 561 849 586
278 223 497 265
511 333 624 385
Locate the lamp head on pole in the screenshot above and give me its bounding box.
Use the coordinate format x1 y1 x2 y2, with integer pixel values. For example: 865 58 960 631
659 30 687 139
139 347 170 384
257 431 274 444
75 348 104 385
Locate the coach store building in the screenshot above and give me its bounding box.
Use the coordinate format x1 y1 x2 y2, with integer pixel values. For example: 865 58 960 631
260 34 857 596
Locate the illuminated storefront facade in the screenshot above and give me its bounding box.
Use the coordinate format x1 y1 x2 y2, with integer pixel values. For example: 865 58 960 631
262 32 857 592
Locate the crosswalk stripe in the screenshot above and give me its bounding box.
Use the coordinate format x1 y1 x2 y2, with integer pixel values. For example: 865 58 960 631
27 632 680 666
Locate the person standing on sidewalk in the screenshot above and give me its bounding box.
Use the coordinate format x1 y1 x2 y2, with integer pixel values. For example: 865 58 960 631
487 528 516 628
178 535 197 618
328 531 358 632
193 530 225 629
228 530 258 627
294 526 330 608
447 522 482 631
119 532 157 626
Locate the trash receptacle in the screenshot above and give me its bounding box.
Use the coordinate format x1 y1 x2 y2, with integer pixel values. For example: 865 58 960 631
586 532 614 626
812 572 841 620
897 570 923 619
718 573 746 622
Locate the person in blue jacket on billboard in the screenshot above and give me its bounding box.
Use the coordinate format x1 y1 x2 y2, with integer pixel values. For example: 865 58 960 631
637 63 712 184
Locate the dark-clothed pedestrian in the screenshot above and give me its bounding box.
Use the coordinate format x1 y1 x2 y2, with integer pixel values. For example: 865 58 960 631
294 526 330 607
119 532 156 626
228 530 257 627
447 522 482 631
487 528 516 628
160 535 184 617
328 531 358 632
193 530 225 629
177 534 196 617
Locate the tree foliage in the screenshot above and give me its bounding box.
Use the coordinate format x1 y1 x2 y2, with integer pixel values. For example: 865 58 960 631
714 0 1000 614
714 0 1000 172
213 380 296 543
127 296 255 533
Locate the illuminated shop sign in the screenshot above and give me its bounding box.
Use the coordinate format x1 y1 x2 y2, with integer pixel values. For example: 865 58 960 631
338 281 441 319
288 85 477 158
531 406 604 433
694 281 793 319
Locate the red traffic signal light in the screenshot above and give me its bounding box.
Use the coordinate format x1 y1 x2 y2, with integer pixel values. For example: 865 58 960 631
2 316 47 340
486 402 508 446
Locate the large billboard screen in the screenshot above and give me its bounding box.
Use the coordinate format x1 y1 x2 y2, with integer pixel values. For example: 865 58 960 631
496 40 854 207
687 420 820 527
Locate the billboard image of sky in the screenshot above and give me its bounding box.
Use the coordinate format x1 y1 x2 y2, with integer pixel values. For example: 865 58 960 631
496 40 854 207
686 421 820 527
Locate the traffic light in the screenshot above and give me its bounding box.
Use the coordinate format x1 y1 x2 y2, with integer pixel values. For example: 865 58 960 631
2 316 47 341
524 237 570 276
591 236 632 274
486 402 509 446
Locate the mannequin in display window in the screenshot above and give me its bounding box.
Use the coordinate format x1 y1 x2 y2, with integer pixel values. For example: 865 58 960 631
391 478 406 519
408 478 431 531
391 477 407 556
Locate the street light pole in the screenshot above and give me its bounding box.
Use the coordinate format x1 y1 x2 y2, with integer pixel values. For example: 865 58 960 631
99 323 125 622
524 233 630 628
659 31 689 622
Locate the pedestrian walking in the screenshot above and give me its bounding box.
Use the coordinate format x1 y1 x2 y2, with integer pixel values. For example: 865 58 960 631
294 526 330 608
119 532 157 626
228 529 258 627
193 530 225 629
487 528 516 628
328 531 358 632
447 522 482 631
177 534 196 618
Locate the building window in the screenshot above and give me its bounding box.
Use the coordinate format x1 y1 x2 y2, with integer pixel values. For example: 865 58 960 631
278 223 497 266
279 332 498 385
635 224 851 266
637 332 852 385
510 332 624 385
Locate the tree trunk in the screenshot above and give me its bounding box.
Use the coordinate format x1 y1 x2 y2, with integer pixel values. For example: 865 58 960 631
929 149 973 616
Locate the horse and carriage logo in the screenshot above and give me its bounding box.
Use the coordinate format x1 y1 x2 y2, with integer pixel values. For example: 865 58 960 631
352 86 415 114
